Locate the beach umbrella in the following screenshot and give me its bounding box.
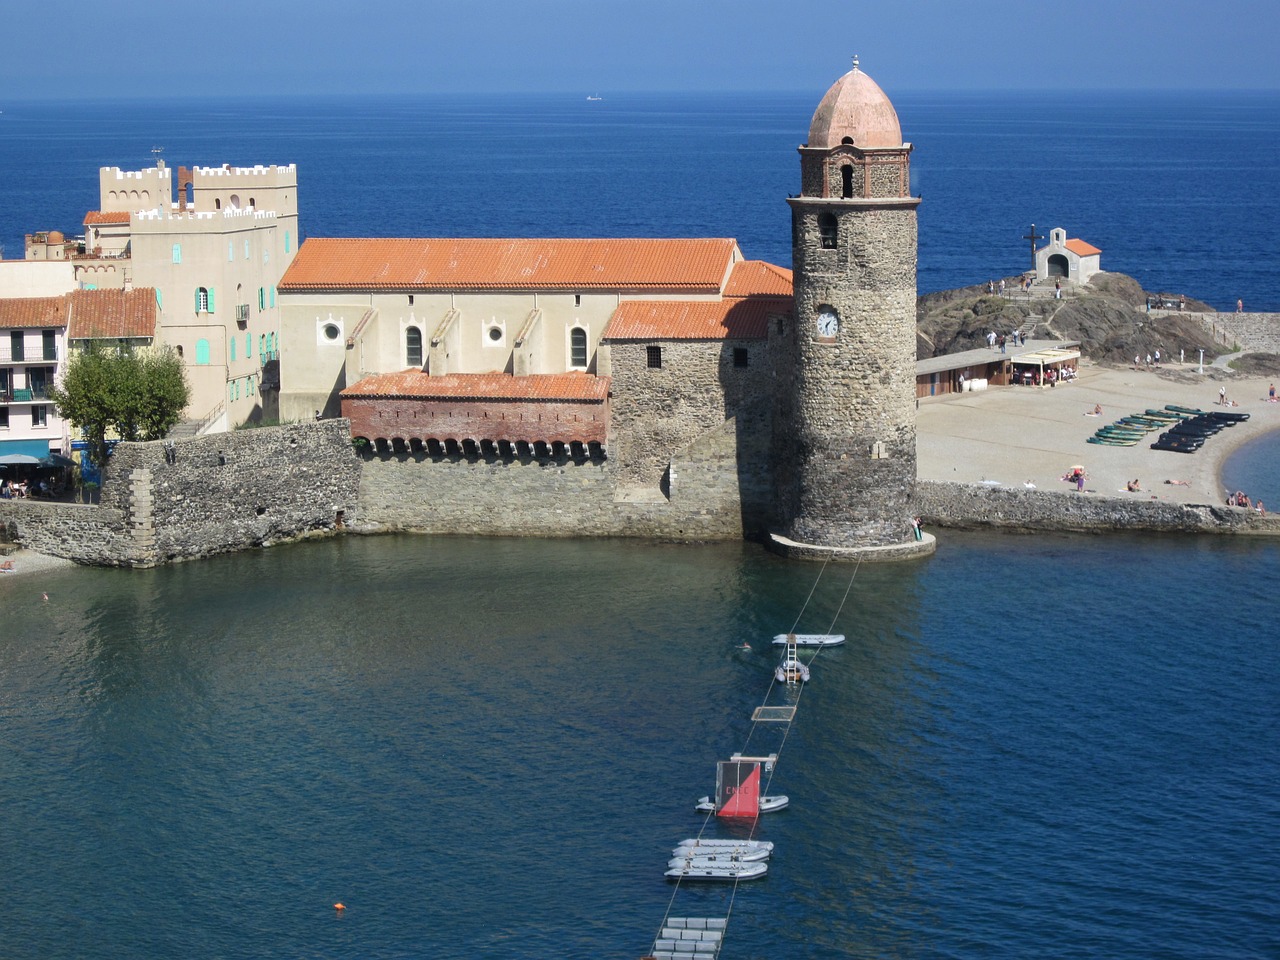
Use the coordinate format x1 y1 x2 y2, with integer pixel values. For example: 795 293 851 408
38 453 76 469
0 454 40 465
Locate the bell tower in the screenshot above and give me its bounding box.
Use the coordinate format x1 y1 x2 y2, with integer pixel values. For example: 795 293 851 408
770 58 935 561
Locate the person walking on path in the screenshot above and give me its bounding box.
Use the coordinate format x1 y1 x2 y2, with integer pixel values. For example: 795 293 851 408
999 278 1006 295
1154 348 1161 366
1237 298 1244 313
1220 385 1227 405
1054 279 1062 299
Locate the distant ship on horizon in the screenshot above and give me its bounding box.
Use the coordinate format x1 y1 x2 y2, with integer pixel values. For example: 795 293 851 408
586 94 603 101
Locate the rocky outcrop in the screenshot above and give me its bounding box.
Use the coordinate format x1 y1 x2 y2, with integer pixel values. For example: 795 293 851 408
917 271 1224 365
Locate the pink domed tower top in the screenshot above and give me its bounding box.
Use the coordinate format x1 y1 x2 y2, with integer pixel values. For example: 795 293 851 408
806 57 903 150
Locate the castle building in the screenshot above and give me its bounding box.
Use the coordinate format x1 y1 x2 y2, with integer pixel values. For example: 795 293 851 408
771 59 934 560
25 161 299 431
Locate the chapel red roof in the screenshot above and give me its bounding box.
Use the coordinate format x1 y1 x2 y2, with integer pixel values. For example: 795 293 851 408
0 296 67 329
1065 238 1102 256
84 210 132 225
341 371 610 402
279 238 738 292
67 288 158 340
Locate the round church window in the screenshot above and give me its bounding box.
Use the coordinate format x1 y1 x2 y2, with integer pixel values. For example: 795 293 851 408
488 327 502 342
322 323 340 341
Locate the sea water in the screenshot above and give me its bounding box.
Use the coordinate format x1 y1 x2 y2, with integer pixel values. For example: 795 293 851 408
1 91 1278 957
0 533 1276 959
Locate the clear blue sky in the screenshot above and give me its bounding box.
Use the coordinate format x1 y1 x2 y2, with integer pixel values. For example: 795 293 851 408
4 0 1276 99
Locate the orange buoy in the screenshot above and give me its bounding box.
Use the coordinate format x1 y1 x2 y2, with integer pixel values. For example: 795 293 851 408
334 903 345 912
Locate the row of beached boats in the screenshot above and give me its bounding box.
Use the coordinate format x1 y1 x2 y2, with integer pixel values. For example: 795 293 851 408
1088 404 1249 451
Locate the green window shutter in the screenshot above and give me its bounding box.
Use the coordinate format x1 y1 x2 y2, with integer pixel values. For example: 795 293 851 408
156 288 162 309
230 338 236 362
258 287 265 311
207 288 215 313
196 339 210 365
270 287 276 308
284 231 291 253
246 333 252 357
172 244 182 264
195 288 201 313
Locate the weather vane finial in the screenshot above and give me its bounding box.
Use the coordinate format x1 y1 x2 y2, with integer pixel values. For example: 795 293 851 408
852 54 860 70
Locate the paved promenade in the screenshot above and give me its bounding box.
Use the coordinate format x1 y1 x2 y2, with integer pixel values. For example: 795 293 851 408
917 360 1279 506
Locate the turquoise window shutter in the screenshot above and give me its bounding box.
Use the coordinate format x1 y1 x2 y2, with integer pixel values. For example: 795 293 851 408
207 288 215 313
230 338 236 361
196 339 210 365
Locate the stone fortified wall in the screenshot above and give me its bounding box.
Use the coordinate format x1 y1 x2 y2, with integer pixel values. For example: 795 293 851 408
0 421 361 566
1181 311 1280 353
354 415 769 542
916 480 1276 535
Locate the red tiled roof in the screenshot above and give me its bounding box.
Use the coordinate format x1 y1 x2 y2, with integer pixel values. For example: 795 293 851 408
603 297 787 341
279 238 739 292
84 210 131 225
1065 238 1101 256
341 371 610 402
724 259 793 298
0 296 66 329
67 288 157 340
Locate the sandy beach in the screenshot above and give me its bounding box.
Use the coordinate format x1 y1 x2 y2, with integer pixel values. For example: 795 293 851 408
917 360 1279 508
0 547 76 580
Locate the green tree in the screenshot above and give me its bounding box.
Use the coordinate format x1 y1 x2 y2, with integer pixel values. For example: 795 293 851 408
49 345 190 465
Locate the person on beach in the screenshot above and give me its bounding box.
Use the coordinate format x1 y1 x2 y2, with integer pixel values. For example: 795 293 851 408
1219 386 1227 405
1237 298 1244 313
1127 479 1142 492
1269 383 1276 401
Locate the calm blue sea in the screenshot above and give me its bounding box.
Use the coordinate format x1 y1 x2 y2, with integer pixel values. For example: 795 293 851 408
1 92 1279 958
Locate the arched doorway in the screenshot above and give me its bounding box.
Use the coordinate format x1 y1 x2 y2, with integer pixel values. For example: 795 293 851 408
1047 254 1069 278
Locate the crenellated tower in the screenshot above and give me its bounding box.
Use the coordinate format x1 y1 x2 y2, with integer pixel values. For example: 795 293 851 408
770 58 935 561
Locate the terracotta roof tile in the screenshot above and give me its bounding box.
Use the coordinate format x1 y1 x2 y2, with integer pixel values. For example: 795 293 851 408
67 288 158 340
604 297 788 341
84 210 131 225
0 296 66 329
280 238 739 292
724 259 793 298
341 371 610 402
1065 238 1101 256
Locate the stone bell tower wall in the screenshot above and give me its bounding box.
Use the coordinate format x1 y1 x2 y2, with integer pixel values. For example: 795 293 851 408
778 195 920 548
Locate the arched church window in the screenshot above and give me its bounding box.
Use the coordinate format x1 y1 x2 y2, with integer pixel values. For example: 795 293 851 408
406 326 423 367
570 327 588 368
819 213 838 249
841 165 854 199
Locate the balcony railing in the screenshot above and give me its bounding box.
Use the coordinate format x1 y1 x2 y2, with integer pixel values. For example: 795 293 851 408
1 388 50 403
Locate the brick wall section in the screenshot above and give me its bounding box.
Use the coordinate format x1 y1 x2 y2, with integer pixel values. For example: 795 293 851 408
343 395 609 446
607 339 772 491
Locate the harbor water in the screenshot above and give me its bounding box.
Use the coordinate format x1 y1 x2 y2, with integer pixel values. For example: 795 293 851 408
1 532 1276 958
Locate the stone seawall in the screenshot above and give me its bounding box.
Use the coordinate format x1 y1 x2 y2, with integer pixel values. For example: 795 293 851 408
0 421 362 566
1173 311 1280 353
356 417 767 541
916 479 1276 535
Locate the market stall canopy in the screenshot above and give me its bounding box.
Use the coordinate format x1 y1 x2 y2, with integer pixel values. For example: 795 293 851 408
0 454 41 465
